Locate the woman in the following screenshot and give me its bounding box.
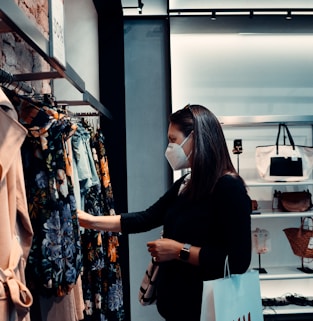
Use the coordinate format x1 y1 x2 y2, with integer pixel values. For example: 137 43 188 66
78 104 252 321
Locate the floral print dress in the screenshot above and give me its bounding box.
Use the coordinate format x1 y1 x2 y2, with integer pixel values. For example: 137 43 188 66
20 111 83 297
72 122 125 321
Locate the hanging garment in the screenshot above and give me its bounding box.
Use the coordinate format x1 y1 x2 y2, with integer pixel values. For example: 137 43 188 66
92 128 124 320
0 88 33 321
71 122 100 201
73 123 125 321
2 87 51 130
4 91 84 321
20 113 83 297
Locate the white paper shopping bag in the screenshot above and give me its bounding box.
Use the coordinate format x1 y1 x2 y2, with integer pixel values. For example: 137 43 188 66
200 270 263 321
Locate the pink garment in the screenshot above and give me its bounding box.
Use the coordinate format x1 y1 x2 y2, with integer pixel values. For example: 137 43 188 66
0 88 33 321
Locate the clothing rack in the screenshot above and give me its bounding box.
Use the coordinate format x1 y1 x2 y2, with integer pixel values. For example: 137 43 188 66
67 111 100 117
0 68 112 119
0 70 112 119
66 110 100 132
0 68 35 94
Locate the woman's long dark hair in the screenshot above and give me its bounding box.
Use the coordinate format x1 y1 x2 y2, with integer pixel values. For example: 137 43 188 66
169 104 238 200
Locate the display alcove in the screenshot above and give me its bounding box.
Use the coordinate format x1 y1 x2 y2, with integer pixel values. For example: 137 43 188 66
220 115 313 321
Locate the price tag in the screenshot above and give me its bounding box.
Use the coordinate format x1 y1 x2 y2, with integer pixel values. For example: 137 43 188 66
307 237 313 249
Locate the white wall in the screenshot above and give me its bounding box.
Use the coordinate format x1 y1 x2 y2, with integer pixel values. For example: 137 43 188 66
170 32 313 116
54 0 99 113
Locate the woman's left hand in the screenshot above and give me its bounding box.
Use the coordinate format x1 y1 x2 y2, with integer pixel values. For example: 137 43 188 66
147 238 182 262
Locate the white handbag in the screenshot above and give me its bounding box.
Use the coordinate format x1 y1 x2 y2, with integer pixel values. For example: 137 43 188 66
255 123 313 182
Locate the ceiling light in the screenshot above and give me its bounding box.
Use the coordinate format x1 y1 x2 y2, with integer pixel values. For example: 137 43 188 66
286 10 292 20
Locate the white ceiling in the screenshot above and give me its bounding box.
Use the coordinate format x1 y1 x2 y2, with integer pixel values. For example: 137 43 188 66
169 0 313 10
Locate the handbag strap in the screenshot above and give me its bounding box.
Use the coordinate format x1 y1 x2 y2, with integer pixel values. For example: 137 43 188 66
275 123 296 154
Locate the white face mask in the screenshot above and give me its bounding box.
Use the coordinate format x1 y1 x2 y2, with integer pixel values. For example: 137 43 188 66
165 133 192 170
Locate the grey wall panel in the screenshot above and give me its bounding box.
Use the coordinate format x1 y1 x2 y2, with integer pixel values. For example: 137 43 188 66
124 19 171 321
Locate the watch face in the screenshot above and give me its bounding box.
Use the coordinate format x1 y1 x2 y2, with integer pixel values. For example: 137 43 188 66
180 248 190 261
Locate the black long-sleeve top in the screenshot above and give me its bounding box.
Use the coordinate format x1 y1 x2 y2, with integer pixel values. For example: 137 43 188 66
121 174 252 321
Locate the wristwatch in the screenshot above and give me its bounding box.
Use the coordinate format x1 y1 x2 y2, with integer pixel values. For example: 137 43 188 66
179 243 191 261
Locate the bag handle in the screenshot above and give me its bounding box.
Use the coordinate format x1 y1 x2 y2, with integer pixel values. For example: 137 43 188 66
224 256 230 278
300 217 313 231
275 123 296 154
296 217 313 239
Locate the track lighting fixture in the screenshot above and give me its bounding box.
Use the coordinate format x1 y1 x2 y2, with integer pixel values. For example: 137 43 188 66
138 1 144 14
123 1 144 14
168 8 313 18
285 10 292 20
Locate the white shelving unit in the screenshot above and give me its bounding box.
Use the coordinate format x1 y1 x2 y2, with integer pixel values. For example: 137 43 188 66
221 115 313 320
246 180 313 187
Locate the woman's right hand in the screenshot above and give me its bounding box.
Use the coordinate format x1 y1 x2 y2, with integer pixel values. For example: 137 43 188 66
77 210 95 229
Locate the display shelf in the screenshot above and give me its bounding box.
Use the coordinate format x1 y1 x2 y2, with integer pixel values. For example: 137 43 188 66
257 266 313 281
221 115 313 318
251 211 313 218
219 114 313 127
246 179 313 187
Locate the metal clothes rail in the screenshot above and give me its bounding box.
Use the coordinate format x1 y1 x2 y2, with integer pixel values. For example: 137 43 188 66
0 69 34 94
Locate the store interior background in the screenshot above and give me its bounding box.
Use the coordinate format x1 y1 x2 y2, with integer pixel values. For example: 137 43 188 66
58 0 313 320
120 1 313 320
1 0 313 320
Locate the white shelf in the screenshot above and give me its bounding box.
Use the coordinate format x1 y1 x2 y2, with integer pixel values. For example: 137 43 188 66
246 179 313 187
251 210 313 218
219 114 313 127
256 266 313 280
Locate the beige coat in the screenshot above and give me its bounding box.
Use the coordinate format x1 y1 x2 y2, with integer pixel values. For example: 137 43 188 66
0 88 33 321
